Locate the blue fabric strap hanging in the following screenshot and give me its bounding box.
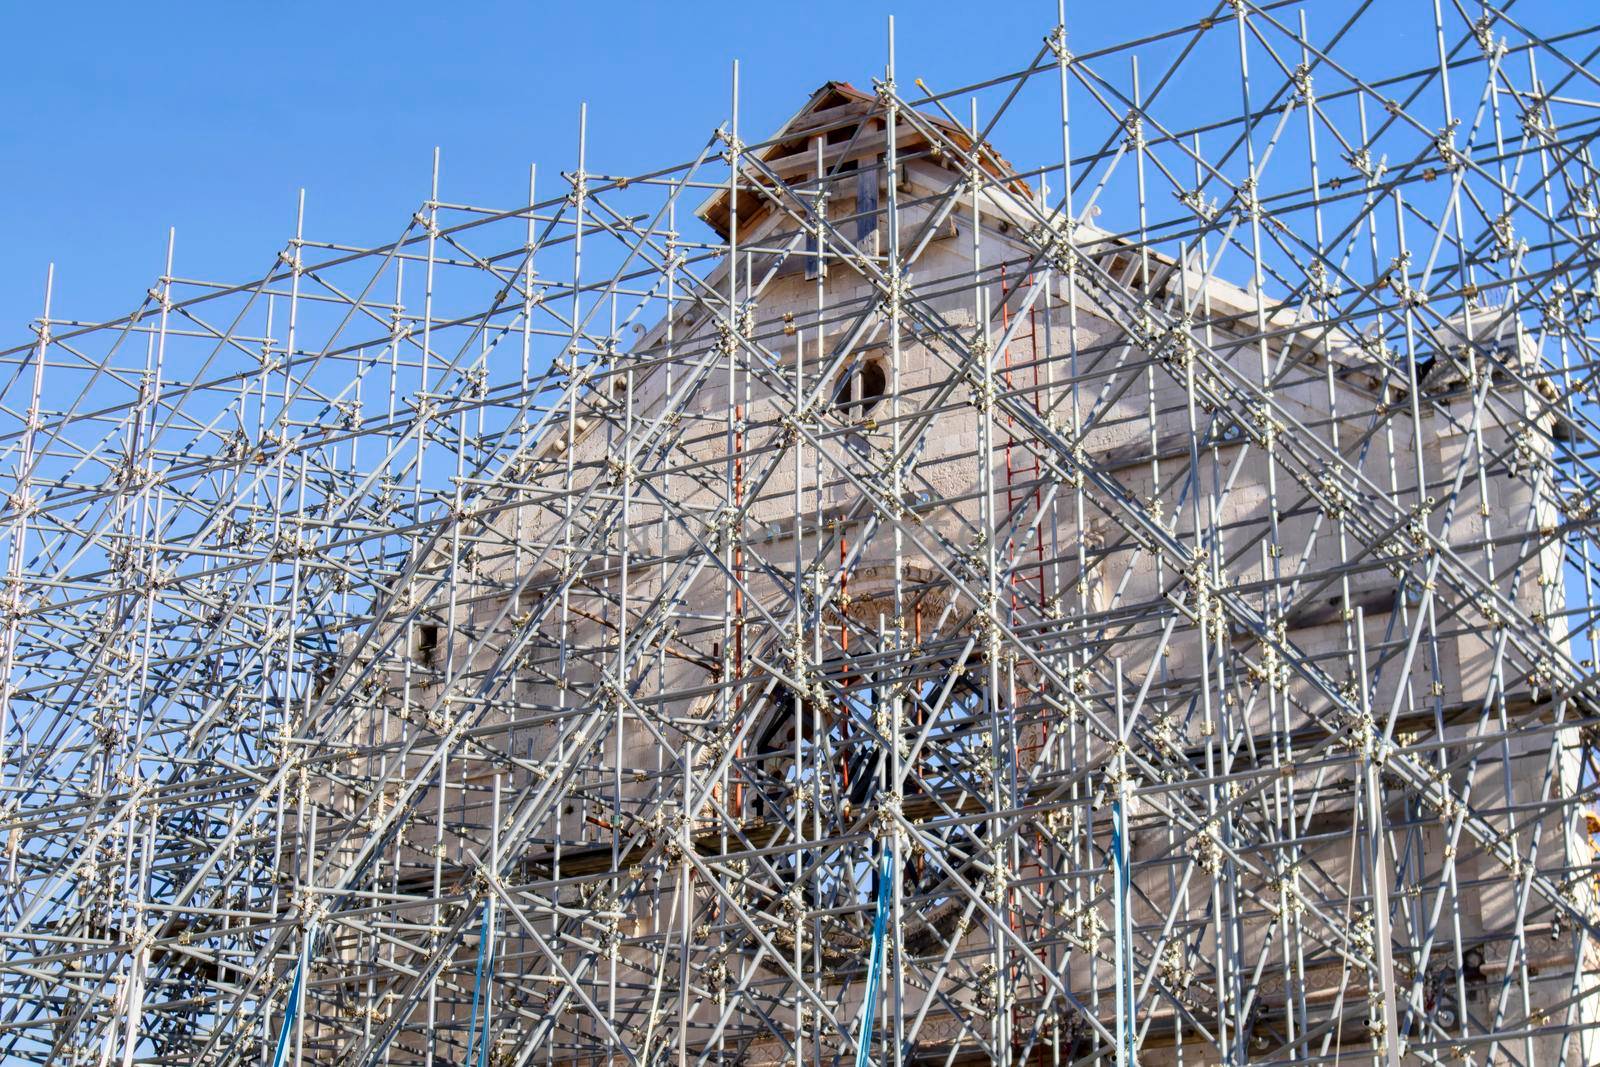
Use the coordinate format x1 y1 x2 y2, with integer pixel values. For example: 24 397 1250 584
465 898 493 1067
269 920 318 1067
1112 796 1134 1063
853 846 894 1067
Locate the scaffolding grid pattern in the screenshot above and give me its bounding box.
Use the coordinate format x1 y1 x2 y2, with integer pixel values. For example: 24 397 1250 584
5 3 1600 1065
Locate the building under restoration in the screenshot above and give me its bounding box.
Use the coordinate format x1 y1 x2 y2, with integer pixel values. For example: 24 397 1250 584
4 4 1600 1065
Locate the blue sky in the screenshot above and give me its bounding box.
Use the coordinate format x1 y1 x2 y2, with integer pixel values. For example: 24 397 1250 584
0 1 1206 332
3 0 1436 340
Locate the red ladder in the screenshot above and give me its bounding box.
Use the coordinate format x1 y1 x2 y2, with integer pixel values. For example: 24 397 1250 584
998 266 1053 1043
998 266 1047 623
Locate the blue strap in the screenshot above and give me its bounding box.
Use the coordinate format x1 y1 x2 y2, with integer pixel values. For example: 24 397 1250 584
853 847 894 1067
269 921 318 1067
465 900 492 1067
1111 797 1134 1060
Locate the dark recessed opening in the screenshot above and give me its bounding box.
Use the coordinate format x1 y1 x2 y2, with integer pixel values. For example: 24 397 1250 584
859 359 886 404
415 623 439 666
832 357 888 418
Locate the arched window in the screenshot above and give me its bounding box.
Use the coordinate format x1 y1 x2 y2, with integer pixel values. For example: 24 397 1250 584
734 652 993 974
832 356 888 418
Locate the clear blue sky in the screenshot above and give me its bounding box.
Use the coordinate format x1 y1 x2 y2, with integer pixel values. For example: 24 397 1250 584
2 0 1431 340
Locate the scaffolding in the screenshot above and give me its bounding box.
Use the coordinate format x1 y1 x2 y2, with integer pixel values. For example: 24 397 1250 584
5 2 1600 1064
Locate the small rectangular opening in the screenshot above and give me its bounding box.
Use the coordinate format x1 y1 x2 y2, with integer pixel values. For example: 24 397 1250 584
415 623 440 667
